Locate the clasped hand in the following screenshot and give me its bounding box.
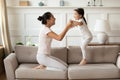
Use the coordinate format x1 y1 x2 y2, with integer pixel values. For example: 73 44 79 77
66 20 83 29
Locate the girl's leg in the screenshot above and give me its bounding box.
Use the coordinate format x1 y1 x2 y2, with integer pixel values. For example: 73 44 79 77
81 41 88 59
79 38 92 65
79 42 87 65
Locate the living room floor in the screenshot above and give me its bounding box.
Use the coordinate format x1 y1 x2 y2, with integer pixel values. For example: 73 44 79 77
0 72 6 80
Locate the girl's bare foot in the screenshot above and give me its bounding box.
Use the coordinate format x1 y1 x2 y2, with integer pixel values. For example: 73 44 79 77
34 65 46 69
79 59 87 65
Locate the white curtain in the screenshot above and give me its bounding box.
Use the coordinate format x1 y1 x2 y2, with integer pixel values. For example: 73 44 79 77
0 0 12 55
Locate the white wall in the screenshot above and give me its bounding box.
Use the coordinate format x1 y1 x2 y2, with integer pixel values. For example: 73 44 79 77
6 0 120 7
6 0 120 49
103 0 120 7
7 6 120 49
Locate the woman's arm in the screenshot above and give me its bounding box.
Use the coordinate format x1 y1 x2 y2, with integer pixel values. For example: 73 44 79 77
47 21 72 41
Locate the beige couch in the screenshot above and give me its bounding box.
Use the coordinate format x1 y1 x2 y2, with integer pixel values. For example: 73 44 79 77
4 45 120 80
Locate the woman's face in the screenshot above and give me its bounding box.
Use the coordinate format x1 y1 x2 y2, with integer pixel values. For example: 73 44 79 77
47 15 56 26
74 11 82 20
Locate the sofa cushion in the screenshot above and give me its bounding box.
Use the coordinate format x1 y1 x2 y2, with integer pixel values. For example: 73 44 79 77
15 45 67 63
15 64 67 79
68 45 120 64
68 64 120 79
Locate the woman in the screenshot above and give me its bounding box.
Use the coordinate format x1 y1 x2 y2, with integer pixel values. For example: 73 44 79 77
34 12 82 70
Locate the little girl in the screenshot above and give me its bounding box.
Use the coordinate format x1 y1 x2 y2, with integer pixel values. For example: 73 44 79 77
73 8 93 65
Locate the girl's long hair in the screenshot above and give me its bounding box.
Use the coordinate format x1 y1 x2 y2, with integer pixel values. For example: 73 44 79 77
74 8 87 25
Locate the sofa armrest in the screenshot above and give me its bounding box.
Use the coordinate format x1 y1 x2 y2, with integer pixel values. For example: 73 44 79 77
4 53 18 80
116 52 120 69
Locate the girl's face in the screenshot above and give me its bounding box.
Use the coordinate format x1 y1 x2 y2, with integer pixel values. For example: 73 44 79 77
47 15 56 26
74 11 82 20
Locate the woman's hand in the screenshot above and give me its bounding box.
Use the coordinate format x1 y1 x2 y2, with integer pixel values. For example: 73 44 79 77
66 20 74 29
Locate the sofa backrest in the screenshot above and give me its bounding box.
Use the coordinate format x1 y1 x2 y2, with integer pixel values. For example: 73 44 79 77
15 45 120 64
68 45 120 64
15 45 67 63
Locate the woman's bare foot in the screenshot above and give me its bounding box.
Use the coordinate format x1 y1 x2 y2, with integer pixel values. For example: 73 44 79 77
34 65 46 69
79 59 87 65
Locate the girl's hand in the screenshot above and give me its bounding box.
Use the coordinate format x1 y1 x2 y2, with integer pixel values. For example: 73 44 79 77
73 21 83 26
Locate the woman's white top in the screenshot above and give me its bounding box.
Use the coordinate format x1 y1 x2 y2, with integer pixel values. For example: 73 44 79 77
75 18 92 39
37 26 52 55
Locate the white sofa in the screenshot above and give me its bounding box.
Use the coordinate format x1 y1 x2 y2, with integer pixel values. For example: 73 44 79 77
4 45 120 80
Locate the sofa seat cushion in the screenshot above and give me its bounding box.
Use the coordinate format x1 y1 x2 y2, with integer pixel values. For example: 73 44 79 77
68 64 120 79
15 64 67 79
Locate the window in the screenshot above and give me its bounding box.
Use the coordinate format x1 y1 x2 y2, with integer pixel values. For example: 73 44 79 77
0 18 1 45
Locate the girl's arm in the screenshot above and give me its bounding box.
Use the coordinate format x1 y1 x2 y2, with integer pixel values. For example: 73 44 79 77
47 21 73 41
